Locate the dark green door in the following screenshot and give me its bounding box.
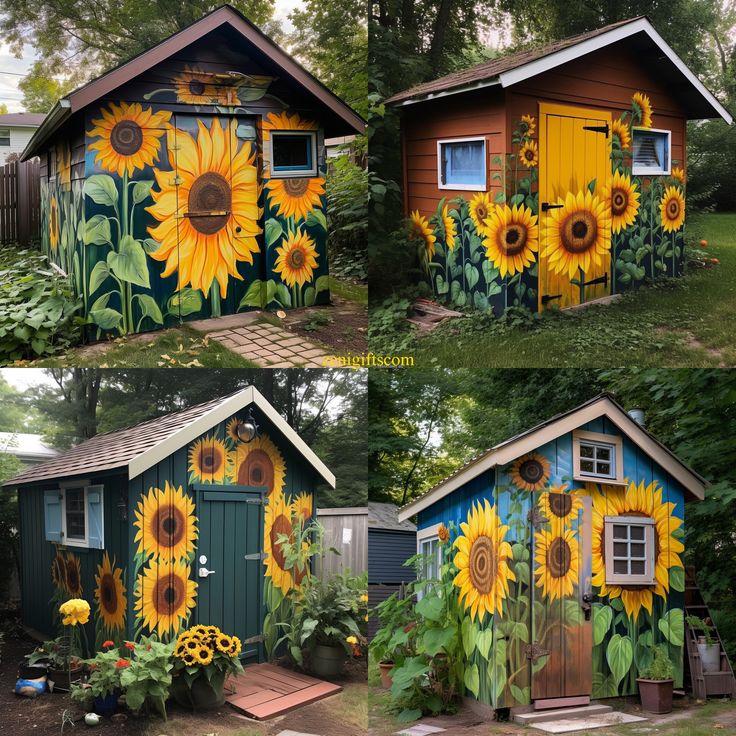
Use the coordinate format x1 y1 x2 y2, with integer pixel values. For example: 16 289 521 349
195 487 265 663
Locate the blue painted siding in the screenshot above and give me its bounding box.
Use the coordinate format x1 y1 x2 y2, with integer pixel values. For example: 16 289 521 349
418 469 495 530
368 529 417 585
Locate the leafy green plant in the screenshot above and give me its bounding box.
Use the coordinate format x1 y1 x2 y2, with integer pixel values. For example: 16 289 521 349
639 644 674 680
0 247 81 362
686 615 716 647
70 647 123 707
117 637 174 718
26 637 81 669
370 591 416 666
303 312 333 332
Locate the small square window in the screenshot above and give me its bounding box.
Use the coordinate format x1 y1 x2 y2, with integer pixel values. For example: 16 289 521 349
578 440 616 479
437 138 486 190
573 430 624 484
632 128 671 175
64 487 87 542
604 516 655 585
0 128 10 146
271 131 317 177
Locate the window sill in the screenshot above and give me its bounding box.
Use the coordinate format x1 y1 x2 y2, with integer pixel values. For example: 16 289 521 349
573 473 626 485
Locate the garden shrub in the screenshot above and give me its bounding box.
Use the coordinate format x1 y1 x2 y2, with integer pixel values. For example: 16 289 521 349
0 247 81 363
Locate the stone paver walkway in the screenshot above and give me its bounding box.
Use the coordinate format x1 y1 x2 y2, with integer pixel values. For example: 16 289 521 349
201 319 330 367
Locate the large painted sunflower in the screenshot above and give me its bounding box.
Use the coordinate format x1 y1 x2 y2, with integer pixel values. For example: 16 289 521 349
146 118 262 299
468 192 494 237
542 188 611 278
510 452 551 492
518 140 539 168
188 435 227 483
441 204 457 251
172 65 239 106
274 230 319 287
453 499 515 622
56 142 71 189
264 491 295 595
49 196 59 251
233 434 286 495
408 210 436 260
671 166 686 186
538 485 584 530
611 118 631 150
262 111 317 132
483 203 539 278
659 186 685 233
94 552 127 633
135 558 197 638
585 479 684 621
603 170 640 234
226 417 241 443
88 102 171 178
133 481 198 561
292 492 313 524
65 552 83 596
266 177 325 222
51 548 67 593
632 91 653 128
534 526 580 601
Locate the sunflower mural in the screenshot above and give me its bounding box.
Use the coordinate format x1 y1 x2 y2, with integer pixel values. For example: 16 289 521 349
537 485 583 529
188 435 228 484
231 434 286 495
94 553 127 644
264 490 298 597
172 66 241 106
533 525 580 601
510 452 551 492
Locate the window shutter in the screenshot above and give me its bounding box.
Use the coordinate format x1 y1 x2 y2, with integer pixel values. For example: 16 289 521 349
44 489 63 543
86 485 105 549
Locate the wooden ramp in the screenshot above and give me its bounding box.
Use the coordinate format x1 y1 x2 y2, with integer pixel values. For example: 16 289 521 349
225 662 342 720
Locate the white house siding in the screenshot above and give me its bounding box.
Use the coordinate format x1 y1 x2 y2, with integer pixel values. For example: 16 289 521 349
0 126 37 163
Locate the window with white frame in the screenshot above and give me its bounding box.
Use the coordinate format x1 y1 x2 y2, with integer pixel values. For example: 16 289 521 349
270 131 317 177
632 128 671 175
44 484 105 549
64 487 87 543
573 430 624 484
604 516 656 585
438 137 487 190
416 528 443 599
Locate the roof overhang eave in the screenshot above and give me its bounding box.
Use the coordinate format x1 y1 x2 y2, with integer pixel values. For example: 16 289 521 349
388 78 501 107
20 100 72 161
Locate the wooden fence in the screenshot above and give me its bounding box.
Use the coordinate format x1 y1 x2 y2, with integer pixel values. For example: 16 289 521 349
0 158 41 245
315 507 367 579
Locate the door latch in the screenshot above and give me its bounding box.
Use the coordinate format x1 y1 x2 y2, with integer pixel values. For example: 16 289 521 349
583 272 608 288
198 566 216 578
244 552 266 561
541 202 564 212
582 123 610 137
541 293 562 305
582 592 594 621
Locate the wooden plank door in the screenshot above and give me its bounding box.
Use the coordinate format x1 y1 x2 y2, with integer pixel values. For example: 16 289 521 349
531 491 593 700
538 103 612 310
196 488 265 663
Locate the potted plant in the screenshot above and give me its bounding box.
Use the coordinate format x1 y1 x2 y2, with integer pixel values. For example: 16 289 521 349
637 645 674 714
71 643 124 717
686 615 721 673
370 592 416 688
30 637 84 692
170 625 243 710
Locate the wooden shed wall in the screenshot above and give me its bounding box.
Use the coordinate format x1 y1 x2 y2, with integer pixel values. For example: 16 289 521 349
315 509 367 578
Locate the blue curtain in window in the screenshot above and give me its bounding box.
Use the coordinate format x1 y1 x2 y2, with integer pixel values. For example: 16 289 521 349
442 141 484 185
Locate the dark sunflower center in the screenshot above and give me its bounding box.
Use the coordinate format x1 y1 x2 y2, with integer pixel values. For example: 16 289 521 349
270 514 293 569
101 574 117 613
612 189 627 215
67 561 80 591
287 247 306 269
110 120 143 156
155 505 185 548
476 205 488 221
188 172 231 235
252 466 263 483
562 211 597 253
524 149 535 161
667 200 680 219
502 224 527 256
189 79 206 96
198 445 223 474
548 493 572 518
519 459 544 484
547 537 572 578
154 574 184 614
238 449 274 490
283 178 309 197
468 535 496 595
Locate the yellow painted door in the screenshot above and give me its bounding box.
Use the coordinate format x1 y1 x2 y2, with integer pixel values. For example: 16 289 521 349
538 103 612 310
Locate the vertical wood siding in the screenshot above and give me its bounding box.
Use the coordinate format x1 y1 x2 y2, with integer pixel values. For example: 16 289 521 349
317 510 368 578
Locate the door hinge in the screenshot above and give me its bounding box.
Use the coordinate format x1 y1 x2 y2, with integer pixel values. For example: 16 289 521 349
541 293 562 305
246 498 266 506
541 202 564 212
528 507 549 529
243 634 264 645
525 642 550 662
583 123 610 137
184 210 231 217
244 552 267 561
583 272 608 288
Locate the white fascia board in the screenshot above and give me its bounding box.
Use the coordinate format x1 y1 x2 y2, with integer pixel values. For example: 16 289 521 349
128 386 336 487
397 396 706 522
498 18 732 125
392 79 501 107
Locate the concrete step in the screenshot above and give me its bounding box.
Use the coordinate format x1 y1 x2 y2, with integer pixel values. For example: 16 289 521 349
514 704 612 725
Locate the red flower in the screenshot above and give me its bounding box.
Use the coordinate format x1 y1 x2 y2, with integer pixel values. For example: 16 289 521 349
115 659 130 669
102 640 114 648
124 641 135 650
89 663 98 671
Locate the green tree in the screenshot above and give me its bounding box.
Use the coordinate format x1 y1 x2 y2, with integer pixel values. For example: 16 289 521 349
0 103 8 114
18 61 79 113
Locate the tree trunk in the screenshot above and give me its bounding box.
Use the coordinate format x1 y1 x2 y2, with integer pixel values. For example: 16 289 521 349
429 0 455 72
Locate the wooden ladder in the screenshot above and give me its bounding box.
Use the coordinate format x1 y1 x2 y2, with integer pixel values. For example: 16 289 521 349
684 567 736 700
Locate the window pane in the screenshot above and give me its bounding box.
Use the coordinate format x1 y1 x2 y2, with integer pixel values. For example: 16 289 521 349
65 489 85 539
580 459 595 472
596 447 610 461
631 560 645 575
580 444 594 458
630 543 646 558
613 542 628 557
630 525 645 540
273 134 311 170
442 141 484 185
597 462 611 475
613 559 628 574
633 130 669 173
612 524 628 539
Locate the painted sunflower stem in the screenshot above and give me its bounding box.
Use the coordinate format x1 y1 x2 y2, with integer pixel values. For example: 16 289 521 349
578 267 585 305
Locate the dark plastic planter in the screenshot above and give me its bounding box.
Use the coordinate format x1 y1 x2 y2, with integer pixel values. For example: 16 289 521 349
18 662 48 679
310 644 346 679
637 677 673 713
93 692 119 717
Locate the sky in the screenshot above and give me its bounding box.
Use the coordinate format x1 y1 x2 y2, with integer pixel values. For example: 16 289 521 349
0 368 53 389
0 0 304 113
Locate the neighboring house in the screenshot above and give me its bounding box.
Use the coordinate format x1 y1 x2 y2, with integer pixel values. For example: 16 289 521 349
386 16 732 316
0 432 59 467
21 4 364 339
315 506 367 578
398 393 708 710
0 113 46 163
4 387 334 664
368 501 416 638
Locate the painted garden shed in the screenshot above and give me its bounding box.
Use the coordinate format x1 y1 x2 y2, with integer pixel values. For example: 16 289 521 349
21 4 364 338
386 17 732 315
3 387 334 664
397 394 707 710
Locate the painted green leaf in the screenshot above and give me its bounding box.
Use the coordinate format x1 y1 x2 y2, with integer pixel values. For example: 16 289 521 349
315 275 330 294
265 218 283 247
83 214 112 246
509 193 525 207
592 603 613 646
512 542 529 562
514 561 530 585
239 279 264 309
132 180 154 204
89 308 123 331
141 238 160 254
134 294 164 325
532 654 549 674
564 599 583 627
669 566 685 593
275 283 292 307
89 261 111 294
436 274 449 295
90 293 111 311
416 595 443 622
592 672 619 698
306 209 327 231
476 627 493 659
510 684 529 705
588 178 597 194
490 637 507 703
266 279 279 305
461 616 476 658
658 608 684 647
454 289 467 308
481 260 499 284
464 662 480 697
108 235 150 288
473 291 489 311
606 634 633 687
464 263 479 290
168 287 203 316
508 621 529 643
303 286 316 307
84 174 118 207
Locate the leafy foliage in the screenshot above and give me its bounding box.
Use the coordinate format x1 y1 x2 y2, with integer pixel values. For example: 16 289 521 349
118 637 175 718
639 644 675 680
71 647 124 704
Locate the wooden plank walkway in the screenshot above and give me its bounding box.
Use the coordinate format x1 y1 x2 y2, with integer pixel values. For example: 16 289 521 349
225 662 343 720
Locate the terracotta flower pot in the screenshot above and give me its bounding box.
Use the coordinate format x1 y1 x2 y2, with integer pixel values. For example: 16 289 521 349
637 677 673 714
378 661 394 688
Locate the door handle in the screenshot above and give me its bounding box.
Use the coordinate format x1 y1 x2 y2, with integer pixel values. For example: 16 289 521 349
198 566 216 578
541 202 564 212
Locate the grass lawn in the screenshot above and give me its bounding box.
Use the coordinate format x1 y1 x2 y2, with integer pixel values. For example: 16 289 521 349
374 213 736 367
330 275 369 305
